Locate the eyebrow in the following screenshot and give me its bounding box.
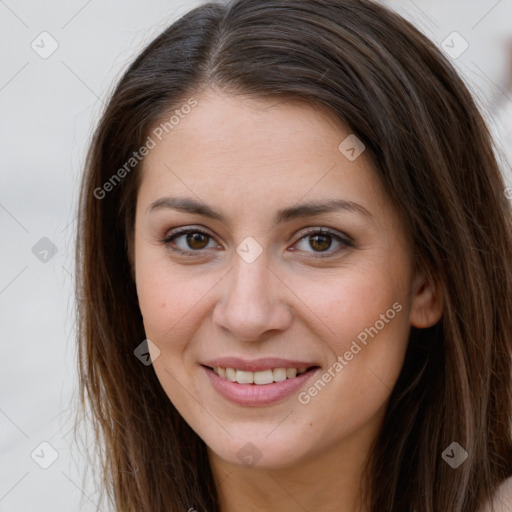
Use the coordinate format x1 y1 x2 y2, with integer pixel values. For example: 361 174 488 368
146 196 374 223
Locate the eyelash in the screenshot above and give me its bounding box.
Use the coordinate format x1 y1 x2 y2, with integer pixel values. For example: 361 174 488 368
160 226 354 258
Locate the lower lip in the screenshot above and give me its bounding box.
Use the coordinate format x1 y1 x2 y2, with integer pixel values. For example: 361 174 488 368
202 365 320 406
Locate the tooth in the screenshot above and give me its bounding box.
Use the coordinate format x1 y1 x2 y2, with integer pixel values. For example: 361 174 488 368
219 367 306 383
272 368 287 382
236 370 254 384
286 368 297 378
254 369 274 385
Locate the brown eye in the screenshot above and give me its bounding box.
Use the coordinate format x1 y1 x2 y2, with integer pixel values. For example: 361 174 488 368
308 233 333 252
293 228 353 257
162 228 218 254
186 232 210 250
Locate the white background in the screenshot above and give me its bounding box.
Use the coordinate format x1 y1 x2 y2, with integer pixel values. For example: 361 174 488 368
1 1 511 510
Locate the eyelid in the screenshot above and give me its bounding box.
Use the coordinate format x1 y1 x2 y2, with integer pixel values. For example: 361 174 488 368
162 225 215 242
294 226 353 245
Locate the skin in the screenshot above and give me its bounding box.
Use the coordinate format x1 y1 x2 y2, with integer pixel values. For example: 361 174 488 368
133 89 443 512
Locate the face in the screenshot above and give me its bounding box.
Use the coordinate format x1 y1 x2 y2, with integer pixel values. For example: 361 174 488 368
133 89 427 471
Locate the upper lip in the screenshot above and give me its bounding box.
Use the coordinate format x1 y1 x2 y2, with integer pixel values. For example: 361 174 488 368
201 357 320 372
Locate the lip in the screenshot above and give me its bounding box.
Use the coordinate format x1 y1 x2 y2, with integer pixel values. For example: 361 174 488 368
201 363 321 407
201 357 319 372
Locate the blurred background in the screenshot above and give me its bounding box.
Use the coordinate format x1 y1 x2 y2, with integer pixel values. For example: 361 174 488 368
1 1 511 510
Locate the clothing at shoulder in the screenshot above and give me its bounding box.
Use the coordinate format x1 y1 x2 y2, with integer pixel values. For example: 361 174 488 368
482 476 512 512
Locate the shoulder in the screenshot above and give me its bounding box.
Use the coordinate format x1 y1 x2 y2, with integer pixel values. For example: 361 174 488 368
481 476 512 512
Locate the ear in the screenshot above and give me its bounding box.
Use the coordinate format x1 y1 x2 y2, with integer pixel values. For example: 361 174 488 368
409 268 444 328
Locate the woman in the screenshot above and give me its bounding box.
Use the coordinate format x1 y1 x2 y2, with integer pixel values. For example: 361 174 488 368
75 0 512 510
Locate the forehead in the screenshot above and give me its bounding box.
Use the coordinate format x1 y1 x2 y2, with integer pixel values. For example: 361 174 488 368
145 90 352 165
137 90 389 223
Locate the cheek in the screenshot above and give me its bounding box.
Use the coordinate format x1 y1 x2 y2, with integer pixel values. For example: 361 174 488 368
135 247 184 340
137 271 197 343
134 250 219 359
296 302 410 452
134 256 212 411
289 261 407 349
292 266 410 412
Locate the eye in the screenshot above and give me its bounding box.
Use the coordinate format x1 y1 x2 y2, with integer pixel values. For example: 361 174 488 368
291 228 353 256
161 227 220 255
161 226 353 258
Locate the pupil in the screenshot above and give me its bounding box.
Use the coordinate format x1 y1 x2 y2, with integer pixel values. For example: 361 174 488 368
310 234 331 252
187 232 208 249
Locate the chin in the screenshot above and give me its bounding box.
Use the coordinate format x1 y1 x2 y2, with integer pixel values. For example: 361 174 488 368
206 433 314 471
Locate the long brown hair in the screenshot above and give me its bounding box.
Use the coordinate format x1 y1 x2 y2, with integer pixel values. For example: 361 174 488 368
75 0 512 510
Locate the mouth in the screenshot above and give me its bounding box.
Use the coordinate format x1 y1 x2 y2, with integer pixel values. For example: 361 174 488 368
200 359 322 406
202 365 319 385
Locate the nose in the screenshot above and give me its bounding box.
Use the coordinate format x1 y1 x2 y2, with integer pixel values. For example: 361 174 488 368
212 249 293 342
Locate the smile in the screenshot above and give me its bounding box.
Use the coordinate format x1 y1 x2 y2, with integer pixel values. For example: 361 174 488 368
210 366 308 385
201 360 321 406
